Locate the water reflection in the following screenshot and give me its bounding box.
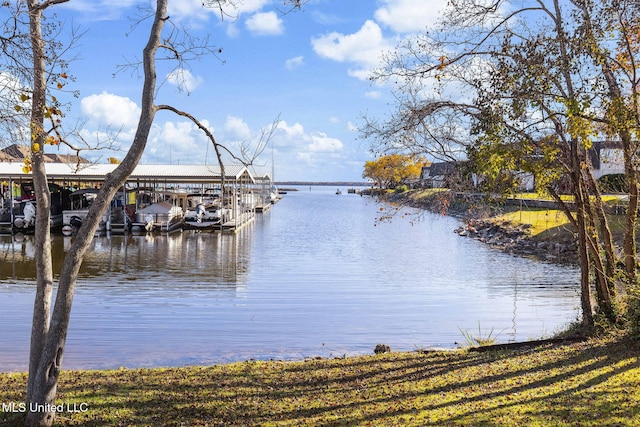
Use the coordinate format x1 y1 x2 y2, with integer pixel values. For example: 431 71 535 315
1 228 253 288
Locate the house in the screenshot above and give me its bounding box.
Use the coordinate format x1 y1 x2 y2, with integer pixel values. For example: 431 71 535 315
414 141 625 192
588 140 624 180
418 161 479 188
0 144 88 164
420 161 485 189
420 162 457 188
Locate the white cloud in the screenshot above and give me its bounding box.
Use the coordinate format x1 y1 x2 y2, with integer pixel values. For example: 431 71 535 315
167 69 204 93
60 0 138 20
285 55 304 70
276 121 305 139
246 11 284 36
312 20 388 65
272 120 345 173
63 0 270 26
226 23 241 38
220 1 271 37
235 0 270 15
309 1 448 83
143 120 216 164
160 121 197 147
312 20 391 79
224 116 252 141
169 0 205 16
365 91 382 99
374 0 447 33
80 92 141 129
308 132 343 152
87 113 353 179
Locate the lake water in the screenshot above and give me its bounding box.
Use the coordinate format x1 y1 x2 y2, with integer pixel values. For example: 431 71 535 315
0 186 580 372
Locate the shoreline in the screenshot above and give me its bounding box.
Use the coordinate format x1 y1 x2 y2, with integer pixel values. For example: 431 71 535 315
1 336 637 426
382 189 579 265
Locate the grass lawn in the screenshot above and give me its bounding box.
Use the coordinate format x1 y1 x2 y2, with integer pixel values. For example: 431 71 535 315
513 193 624 204
495 209 571 236
1 337 639 426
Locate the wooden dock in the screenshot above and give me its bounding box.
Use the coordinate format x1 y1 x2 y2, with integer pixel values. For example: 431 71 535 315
255 203 271 213
222 212 255 233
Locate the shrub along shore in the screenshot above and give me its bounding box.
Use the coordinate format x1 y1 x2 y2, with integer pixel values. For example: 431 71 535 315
2 189 639 426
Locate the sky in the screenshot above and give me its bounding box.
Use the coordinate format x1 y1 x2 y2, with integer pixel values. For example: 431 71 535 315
36 0 449 182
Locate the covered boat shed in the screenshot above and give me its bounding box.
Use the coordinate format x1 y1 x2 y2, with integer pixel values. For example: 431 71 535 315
0 162 253 184
0 162 263 232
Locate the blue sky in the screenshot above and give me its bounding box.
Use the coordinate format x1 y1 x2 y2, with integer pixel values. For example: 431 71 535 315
43 0 448 182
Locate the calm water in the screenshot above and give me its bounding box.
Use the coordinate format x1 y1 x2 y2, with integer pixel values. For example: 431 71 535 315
0 186 580 372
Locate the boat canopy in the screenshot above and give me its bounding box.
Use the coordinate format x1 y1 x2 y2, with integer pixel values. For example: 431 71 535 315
0 163 254 184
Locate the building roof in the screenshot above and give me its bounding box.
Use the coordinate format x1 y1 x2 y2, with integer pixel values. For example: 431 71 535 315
0 144 89 164
0 162 255 184
0 150 14 162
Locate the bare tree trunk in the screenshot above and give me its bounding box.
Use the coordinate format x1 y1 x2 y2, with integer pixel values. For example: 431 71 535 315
571 141 594 328
584 211 614 320
548 174 594 327
575 187 594 328
25 0 54 409
25 1 166 425
585 170 616 285
623 143 638 285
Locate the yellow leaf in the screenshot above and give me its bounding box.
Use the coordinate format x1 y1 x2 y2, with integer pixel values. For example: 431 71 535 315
45 136 59 145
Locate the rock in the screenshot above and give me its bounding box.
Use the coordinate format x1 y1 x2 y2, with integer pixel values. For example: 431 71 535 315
374 344 391 354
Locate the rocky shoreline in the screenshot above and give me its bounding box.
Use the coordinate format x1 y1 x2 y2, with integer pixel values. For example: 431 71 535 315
453 218 578 264
383 190 579 265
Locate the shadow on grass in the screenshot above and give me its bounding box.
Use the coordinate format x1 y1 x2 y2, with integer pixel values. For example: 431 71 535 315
1 337 639 426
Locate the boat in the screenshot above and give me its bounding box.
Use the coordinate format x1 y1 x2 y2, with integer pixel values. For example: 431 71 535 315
0 182 69 234
8 183 67 233
182 204 230 230
185 189 220 209
13 201 65 233
269 185 280 203
336 188 342 195
183 190 232 230
131 200 183 233
12 200 37 231
62 188 110 236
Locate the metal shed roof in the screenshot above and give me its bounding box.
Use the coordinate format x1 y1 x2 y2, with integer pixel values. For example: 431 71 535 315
0 162 255 183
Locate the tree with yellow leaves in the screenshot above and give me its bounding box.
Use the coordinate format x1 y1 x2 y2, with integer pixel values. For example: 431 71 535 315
363 154 425 189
